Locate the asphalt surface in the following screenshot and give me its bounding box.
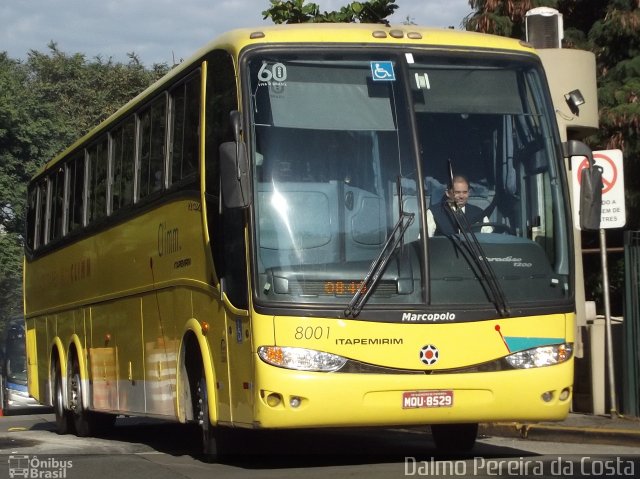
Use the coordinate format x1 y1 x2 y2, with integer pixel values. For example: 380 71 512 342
2 407 639 446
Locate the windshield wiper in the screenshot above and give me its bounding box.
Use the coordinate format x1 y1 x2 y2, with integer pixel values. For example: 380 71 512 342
447 202 510 317
345 176 414 318
344 210 415 318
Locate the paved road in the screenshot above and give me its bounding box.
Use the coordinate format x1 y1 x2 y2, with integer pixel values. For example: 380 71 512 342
0 411 638 479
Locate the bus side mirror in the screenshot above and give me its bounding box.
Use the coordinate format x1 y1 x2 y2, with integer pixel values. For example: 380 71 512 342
220 111 252 209
563 140 602 231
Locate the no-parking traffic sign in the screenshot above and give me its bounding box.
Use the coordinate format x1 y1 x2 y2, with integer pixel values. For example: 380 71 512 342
571 149 625 229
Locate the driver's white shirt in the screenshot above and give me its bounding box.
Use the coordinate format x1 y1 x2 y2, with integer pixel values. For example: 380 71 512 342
426 205 493 237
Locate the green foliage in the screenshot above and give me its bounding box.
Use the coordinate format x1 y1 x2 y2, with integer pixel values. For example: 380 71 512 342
557 0 609 44
589 2 640 70
0 53 49 325
25 43 169 148
464 1 559 36
263 0 319 23
581 2 640 228
263 0 397 24
0 44 168 323
0 236 23 320
465 0 640 228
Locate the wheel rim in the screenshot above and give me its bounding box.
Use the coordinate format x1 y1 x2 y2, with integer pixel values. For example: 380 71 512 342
197 378 209 439
69 373 81 415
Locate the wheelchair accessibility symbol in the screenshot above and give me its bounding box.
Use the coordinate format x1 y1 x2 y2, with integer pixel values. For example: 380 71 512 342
371 61 396 81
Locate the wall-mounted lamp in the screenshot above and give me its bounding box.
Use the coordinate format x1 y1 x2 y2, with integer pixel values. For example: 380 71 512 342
564 89 585 116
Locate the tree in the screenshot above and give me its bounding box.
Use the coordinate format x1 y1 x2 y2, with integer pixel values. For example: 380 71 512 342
0 53 45 323
583 1 640 227
464 0 557 37
465 1 640 229
263 0 397 24
0 45 168 327
24 43 169 149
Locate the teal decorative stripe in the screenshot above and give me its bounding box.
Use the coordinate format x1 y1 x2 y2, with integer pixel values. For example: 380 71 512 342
504 337 564 353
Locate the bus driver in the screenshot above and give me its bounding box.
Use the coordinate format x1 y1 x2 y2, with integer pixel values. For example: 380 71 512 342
427 175 493 236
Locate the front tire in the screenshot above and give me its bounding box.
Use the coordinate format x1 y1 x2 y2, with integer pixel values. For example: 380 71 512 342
196 375 222 462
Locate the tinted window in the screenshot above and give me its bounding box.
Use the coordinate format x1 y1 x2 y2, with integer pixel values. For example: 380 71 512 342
138 96 167 199
26 186 37 250
50 167 65 241
170 74 200 185
205 50 246 307
36 179 48 247
87 138 109 223
68 153 85 232
111 118 136 212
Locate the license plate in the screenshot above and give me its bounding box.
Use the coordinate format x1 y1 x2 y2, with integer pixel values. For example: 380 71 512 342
402 390 454 409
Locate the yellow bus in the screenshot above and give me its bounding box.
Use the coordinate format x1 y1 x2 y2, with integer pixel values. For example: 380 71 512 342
24 23 601 458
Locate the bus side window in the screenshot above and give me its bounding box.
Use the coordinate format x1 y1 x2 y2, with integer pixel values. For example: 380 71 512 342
87 137 109 223
36 179 48 247
26 185 38 250
169 73 200 186
49 166 65 241
138 95 167 200
67 152 85 232
111 117 136 213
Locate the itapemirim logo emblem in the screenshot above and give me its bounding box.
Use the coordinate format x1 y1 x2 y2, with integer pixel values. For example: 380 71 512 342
419 344 439 365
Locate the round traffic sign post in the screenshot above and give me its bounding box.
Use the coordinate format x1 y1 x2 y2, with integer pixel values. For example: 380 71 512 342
575 154 617 194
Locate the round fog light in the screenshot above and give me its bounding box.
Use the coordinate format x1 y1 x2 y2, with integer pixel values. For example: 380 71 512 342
541 391 554 402
290 396 302 408
266 393 282 407
559 388 571 401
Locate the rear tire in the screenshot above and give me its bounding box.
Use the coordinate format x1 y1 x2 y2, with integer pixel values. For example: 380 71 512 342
53 362 73 435
431 423 478 452
69 359 115 437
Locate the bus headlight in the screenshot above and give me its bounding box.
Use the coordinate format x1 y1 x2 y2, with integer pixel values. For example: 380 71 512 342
505 343 573 369
258 346 347 372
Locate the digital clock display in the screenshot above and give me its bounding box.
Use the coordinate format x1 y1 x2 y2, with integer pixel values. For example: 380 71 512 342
323 281 368 296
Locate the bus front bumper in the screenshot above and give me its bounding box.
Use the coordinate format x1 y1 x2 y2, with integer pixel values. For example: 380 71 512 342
251 358 573 429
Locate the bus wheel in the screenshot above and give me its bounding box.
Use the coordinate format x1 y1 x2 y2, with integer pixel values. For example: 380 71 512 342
195 375 225 462
431 423 478 452
68 359 115 437
53 362 73 435
68 359 92 437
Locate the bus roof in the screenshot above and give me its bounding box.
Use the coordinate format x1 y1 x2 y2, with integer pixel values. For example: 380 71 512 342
208 23 534 54
33 23 536 178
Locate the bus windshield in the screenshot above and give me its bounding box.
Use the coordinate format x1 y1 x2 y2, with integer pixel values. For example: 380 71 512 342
247 50 570 315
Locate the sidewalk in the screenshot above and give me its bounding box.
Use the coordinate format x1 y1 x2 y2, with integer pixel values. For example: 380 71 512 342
480 413 640 446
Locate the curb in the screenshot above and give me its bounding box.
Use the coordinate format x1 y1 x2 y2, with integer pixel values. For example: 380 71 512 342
480 422 640 446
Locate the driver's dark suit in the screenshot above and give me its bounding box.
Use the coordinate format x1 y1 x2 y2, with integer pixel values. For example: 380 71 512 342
430 200 485 236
